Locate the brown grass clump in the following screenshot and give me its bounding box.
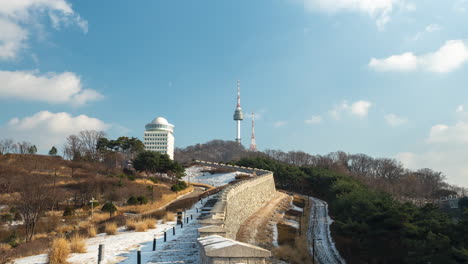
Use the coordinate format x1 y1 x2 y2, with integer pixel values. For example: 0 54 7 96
69 234 87 253
92 212 111 223
56 225 75 234
164 212 176 222
87 226 97 237
32 233 48 240
126 218 138 231
105 222 118 235
135 221 148 232
144 218 156 229
48 237 70 264
0 243 12 264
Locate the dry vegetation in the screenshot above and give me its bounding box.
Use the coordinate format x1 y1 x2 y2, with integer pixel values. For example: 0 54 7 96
104 222 117 235
48 237 70 264
164 212 176 222
69 234 86 253
0 154 197 260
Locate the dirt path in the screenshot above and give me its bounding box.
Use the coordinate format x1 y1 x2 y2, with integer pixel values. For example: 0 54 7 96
236 191 290 248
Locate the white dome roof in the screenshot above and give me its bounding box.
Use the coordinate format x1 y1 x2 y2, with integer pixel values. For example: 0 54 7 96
151 117 169 125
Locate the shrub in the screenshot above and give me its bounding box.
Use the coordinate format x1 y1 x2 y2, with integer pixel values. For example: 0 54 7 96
0 243 12 264
101 201 117 217
164 212 176 222
69 234 86 253
87 226 97 237
171 181 188 192
127 196 138 205
127 174 136 181
135 222 148 232
63 207 75 217
137 196 148 205
48 237 70 264
105 222 117 235
144 218 156 229
126 219 138 231
149 177 158 184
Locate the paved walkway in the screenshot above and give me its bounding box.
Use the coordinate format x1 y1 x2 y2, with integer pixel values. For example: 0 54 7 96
117 200 204 264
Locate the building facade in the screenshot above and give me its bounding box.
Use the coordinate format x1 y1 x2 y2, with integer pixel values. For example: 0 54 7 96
144 117 175 159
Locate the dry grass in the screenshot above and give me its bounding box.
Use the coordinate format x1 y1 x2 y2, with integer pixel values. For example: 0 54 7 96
105 222 118 235
0 243 12 264
69 234 87 253
126 218 138 231
56 224 75 234
48 237 70 264
120 185 194 215
164 212 176 222
135 221 148 232
92 212 111 223
32 233 48 240
144 218 156 229
87 226 97 237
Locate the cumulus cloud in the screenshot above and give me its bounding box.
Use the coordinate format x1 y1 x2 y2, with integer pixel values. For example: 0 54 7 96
304 0 413 30
330 100 373 119
0 0 87 60
427 122 468 144
274 121 287 128
305 115 322 124
369 40 468 73
1 111 110 153
0 70 103 106
385 114 408 126
396 116 468 186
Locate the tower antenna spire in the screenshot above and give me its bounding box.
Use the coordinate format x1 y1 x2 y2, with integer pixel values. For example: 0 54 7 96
237 80 241 108
250 112 257 151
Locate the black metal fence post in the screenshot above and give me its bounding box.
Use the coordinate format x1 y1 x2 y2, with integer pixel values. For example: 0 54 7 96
98 244 104 264
173 226 175 235
137 248 141 264
164 231 167 242
152 235 156 251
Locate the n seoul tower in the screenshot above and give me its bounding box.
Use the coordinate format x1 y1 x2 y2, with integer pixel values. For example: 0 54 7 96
233 80 244 144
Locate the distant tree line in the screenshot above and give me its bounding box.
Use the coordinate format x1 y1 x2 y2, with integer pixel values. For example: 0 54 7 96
236 156 468 264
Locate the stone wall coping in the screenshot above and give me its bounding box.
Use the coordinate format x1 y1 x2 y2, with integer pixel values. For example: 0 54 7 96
198 225 228 233
198 235 272 258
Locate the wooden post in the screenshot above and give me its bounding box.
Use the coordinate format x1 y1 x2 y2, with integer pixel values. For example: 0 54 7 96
152 235 156 251
98 244 104 264
173 226 175 235
164 231 167 242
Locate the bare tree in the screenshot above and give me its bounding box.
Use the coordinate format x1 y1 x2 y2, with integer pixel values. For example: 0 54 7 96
0 139 17 154
16 141 32 154
79 130 106 161
14 174 54 241
64 135 83 160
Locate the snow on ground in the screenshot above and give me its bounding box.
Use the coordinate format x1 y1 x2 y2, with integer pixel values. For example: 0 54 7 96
307 197 346 264
14 200 205 264
183 166 249 187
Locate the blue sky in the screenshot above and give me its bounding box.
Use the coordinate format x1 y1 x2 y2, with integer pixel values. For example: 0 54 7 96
1 0 468 186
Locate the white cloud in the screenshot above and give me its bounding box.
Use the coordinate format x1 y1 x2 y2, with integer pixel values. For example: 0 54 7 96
425 23 442 32
427 122 468 144
305 115 322 124
456 105 464 113
0 0 87 60
330 100 373 119
274 121 287 127
369 40 468 73
304 0 413 30
0 70 103 106
385 114 408 126
1 111 110 153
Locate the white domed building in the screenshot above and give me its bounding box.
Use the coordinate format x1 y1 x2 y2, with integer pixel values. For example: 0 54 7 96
143 117 175 159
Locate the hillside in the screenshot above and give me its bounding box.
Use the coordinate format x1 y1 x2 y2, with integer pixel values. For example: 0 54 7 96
0 154 193 262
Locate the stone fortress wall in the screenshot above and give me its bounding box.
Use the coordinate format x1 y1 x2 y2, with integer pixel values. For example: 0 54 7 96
194 160 277 264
